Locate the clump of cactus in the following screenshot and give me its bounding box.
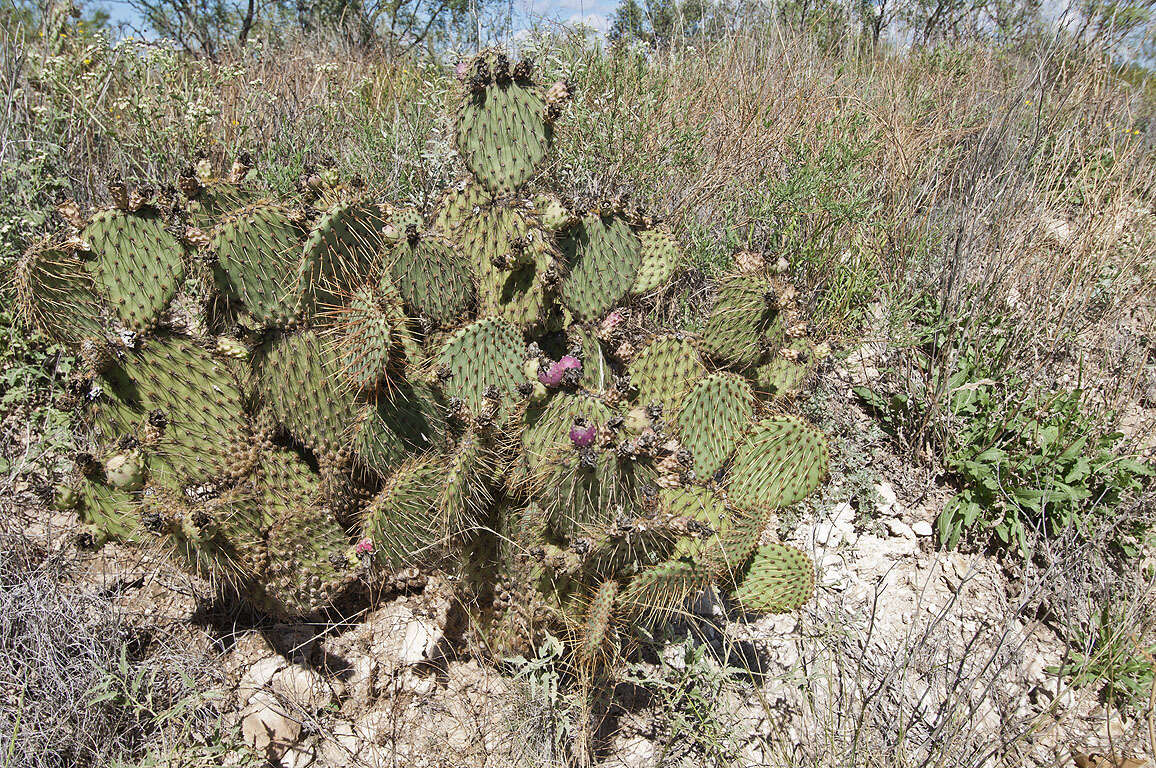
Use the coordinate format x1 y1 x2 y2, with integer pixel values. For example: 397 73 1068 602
18 50 828 664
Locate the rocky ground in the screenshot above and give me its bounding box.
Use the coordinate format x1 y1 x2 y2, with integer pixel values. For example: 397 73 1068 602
6 344 1155 768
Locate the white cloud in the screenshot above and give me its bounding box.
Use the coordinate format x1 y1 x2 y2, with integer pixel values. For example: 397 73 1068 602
566 12 610 33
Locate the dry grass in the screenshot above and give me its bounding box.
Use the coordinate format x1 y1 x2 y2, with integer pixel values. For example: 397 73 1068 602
0 526 235 768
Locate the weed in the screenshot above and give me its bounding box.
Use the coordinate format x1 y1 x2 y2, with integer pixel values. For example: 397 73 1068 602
856 323 1153 555
1049 604 1156 711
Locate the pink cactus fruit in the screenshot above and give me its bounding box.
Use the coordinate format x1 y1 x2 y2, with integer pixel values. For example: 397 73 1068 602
538 355 581 387
455 60 470 80
355 537 374 555
569 419 597 448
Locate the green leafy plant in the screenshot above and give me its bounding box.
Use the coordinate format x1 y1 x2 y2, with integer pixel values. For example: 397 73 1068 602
1047 605 1156 710
16 51 829 678
856 332 1153 556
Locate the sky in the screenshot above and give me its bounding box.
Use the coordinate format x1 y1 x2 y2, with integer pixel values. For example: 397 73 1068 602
98 0 619 38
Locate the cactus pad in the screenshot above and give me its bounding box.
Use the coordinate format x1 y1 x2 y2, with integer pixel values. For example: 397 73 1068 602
560 215 642 321
632 228 681 295
728 415 830 512
387 229 474 326
213 202 308 326
675 373 755 479
15 237 105 345
362 457 444 570
83 208 186 332
701 274 779 369
436 317 525 419
456 55 552 194
628 335 705 415
732 542 814 614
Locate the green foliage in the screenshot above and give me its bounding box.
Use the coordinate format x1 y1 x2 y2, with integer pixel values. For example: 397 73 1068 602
855 330 1153 556
1048 604 1156 710
18 52 829 683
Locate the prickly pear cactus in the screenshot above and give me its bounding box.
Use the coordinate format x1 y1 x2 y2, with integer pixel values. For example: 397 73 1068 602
20 51 829 675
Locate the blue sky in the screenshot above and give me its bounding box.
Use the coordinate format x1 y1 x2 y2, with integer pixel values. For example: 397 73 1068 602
99 0 619 36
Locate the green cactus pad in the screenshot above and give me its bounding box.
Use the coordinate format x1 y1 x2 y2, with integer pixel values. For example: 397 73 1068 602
675 373 755 479
456 59 552 194
560 215 642 322
261 502 354 617
440 431 497 535
362 457 444 571
575 579 618 665
326 287 396 392
458 203 556 331
305 196 389 307
532 446 655 540
387 230 474 326
632 228 681 295
532 192 575 232
93 334 250 485
436 317 526 419
755 340 814 397
569 326 612 393
212 202 308 326
727 415 829 512
732 542 814 614
701 274 780 369
698 506 768 582
432 181 492 235
521 392 613 474
622 559 710 622
15 238 105 345
160 483 269 589
74 479 138 543
256 330 359 460
83 208 186 332
628 335 705 416
183 179 261 231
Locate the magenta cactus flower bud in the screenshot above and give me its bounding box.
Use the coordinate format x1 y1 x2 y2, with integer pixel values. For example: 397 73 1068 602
570 421 597 448
355 537 374 555
455 60 469 80
558 355 581 371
